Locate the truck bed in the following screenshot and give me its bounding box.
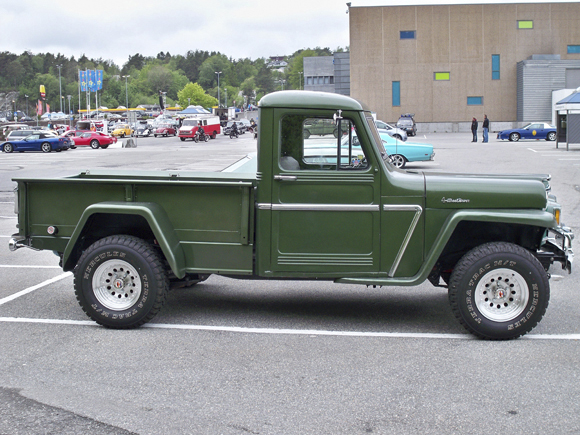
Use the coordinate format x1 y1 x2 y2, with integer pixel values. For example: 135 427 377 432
14 170 257 275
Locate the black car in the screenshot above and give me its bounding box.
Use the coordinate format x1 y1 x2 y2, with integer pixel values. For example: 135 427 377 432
396 113 417 136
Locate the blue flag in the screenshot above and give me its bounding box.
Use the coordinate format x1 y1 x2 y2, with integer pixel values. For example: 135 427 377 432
79 70 87 92
96 70 103 90
88 70 97 92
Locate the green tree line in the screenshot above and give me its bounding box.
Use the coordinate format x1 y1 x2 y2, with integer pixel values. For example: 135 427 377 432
0 46 345 116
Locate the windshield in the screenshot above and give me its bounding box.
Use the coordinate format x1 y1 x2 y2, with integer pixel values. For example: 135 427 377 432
398 119 413 126
182 119 197 126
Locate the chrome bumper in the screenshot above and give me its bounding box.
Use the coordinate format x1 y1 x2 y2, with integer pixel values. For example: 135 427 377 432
542 226 574 273
8 236 38 252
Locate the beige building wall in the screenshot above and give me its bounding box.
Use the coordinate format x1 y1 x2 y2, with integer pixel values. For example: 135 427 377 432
350 2 580 124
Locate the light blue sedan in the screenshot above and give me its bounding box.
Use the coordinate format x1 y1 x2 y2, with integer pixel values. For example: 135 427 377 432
378 131 435 168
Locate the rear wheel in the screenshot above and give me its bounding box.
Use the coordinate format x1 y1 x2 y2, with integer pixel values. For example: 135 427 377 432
3 143 13 153
547 132 556 141
390 154 406 168
73 235 169 329
41 142 52 153
90 140 99 149
448 242 549 339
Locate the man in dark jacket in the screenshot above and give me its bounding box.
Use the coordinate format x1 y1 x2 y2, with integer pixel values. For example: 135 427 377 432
482 114 489 142
471 118 478 142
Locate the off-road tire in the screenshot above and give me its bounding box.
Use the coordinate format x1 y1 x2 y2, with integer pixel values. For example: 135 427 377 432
73 235 169 329
448 241 549 340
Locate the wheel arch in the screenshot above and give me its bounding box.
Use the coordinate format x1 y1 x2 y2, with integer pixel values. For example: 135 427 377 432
62 202 186 279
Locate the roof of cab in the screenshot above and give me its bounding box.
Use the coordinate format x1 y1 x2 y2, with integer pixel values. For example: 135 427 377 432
259 90 368 112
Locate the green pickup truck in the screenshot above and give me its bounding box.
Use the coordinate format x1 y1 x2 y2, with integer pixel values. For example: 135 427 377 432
9 91 573 339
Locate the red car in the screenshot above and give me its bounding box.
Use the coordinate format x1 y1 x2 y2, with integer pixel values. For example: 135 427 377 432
154 124 177 137
61 131 117 149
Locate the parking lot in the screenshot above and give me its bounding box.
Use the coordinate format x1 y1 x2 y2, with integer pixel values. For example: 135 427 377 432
1 132 579 434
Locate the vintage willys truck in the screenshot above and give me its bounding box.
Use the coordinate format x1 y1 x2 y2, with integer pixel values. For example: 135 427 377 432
9 91 573 339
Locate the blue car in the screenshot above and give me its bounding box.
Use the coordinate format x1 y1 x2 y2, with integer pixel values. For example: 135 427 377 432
497 122 557 142
2 132 71 153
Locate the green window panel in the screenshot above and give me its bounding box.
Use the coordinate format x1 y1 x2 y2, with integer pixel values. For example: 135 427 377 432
518 20 533 29
434 72 450 81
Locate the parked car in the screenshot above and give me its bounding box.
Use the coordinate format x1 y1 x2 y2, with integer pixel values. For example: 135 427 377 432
300 130 434 169
396 113 417 136
134 121 153 137
154 124 177 137
302 118 341 138
7 129 57 141
378 131 434 168
61 131 117 149
2 132 71 153
223 121 248 135
111 124 133 138
375 120 407 141
496 122 557 141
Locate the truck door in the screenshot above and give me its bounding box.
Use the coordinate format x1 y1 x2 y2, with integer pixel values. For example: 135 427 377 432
268 111 380 276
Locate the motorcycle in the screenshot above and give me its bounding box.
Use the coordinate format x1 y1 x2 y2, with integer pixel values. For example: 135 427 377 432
194 129 209 143
229 129 239 139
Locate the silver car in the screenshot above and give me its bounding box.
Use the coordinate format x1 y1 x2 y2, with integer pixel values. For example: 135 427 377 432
375 120 407 141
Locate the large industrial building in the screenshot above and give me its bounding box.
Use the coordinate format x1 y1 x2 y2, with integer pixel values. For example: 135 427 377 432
348 2 580 127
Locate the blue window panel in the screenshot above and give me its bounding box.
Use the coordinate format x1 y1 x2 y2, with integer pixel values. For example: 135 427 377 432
467 96 483 105
392 81 400 106
400 31 416 39
568 45 580 54
492 54 500 80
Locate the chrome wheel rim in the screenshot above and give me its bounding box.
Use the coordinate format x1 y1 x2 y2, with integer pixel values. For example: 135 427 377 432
474 268 529 321
92 260 142 311
392 155 405 167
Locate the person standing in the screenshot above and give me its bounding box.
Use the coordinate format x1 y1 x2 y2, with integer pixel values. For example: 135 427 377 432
482 115 489 142
471 117 478 142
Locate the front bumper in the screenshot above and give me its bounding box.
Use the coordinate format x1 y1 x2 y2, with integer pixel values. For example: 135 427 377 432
540 225 574 273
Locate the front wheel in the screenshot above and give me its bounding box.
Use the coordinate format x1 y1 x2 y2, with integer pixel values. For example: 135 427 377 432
547 132 556 141
204 135 208 142
73 235 169 328
509 132 520 141
3 143 13 153
180 137 185 142
448 242 549 339
41 142 52 153
90 139 99 149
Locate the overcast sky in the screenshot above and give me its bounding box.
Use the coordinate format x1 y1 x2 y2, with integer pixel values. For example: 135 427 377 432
3 0 578 68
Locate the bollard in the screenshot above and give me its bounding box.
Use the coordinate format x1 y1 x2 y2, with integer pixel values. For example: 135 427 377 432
123 138 137 148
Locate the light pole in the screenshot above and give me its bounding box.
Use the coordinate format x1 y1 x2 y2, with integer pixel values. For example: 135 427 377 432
225 88 228 108
12 100 16 121
25 94 29 117
187 97 191 107
56 64 63 112
67 95 72 127
122 75 130 109
215 71 222 107
298 72 303 90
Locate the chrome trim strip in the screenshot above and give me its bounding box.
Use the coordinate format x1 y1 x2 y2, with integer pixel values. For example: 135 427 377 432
385 205 423 277
271 204 379 212
257 203 272 210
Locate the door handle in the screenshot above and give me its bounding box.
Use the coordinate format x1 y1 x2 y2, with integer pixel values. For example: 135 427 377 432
274 175 297 181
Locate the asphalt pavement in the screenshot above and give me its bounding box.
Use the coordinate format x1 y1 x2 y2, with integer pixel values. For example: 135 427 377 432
0 131 579 434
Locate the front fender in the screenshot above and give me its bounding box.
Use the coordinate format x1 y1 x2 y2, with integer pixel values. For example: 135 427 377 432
338 209 557 286
62 202 186 278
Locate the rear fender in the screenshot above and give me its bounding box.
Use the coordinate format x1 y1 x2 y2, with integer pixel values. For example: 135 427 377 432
62 202 186 278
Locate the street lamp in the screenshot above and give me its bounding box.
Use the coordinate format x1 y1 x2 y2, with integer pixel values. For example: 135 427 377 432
25 94 29 117
67 95 72 127
122 75 130 109
12 100 16 121
56 64 63 113
276 80 286 90
187 97 191 107
298 72 303 90
215 71 222 108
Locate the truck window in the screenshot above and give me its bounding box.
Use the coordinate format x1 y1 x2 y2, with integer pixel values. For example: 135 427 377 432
279 115 368 171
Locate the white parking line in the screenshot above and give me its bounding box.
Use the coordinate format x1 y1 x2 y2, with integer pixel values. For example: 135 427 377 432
0 272 71 306
0 265 61 268
0 316 578 340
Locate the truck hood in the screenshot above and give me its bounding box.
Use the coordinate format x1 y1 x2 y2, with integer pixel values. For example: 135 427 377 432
424 172 548 210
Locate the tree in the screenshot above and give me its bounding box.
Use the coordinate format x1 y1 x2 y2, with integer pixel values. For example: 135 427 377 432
148 65 173 94
177 82 218 108
198 54 231 89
